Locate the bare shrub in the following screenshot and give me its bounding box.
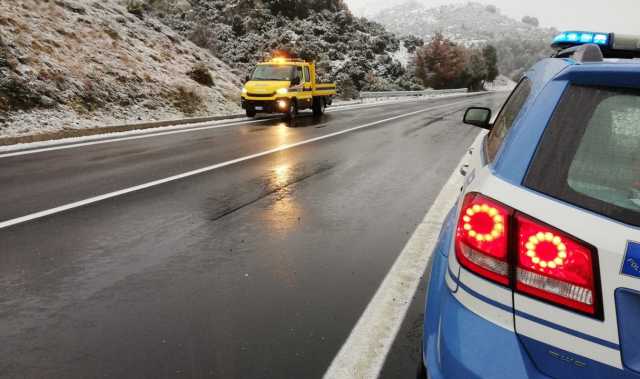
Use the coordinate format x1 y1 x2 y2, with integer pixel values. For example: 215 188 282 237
126 0 145 19
187 63 214 87
168 85 206 115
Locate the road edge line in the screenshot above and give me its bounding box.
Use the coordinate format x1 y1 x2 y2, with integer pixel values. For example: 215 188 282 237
322 131 485 379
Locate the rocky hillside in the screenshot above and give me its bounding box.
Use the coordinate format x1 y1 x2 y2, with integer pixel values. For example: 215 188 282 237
0 0 242 138
144 0 419 97
373 1 557 79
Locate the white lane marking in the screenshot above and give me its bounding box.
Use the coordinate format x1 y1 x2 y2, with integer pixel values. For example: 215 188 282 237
0 94 482 158
0 101 472 230
322 131 485 379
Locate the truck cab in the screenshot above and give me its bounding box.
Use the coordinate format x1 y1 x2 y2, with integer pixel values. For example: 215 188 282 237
241 58 336 119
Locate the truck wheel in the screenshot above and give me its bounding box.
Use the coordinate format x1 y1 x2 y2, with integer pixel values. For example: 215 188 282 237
246 108 256 117
286 100 298 120
312 97 326 117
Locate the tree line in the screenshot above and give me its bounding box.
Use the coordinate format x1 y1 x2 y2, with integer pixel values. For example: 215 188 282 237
414 33 499 91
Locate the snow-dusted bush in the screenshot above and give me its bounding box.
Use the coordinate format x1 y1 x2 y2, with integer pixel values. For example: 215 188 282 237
188 63 215 87
146 0 407 96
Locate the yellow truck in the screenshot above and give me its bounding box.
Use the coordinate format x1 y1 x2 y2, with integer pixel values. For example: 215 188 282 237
241 58 337 118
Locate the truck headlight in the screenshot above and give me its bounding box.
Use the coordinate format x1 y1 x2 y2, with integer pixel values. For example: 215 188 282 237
242 88 248 94
276 88 288 95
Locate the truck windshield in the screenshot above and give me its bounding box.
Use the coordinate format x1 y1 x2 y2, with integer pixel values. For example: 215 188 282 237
251 65 294 81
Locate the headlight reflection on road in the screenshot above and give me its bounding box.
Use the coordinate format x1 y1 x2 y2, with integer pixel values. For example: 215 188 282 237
276 122 290 144
264 163 301 236
260 162 303 286
273 164 290 187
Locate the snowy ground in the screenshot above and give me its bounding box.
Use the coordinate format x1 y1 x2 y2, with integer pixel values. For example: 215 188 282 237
484 75 517 92
0 0 242 139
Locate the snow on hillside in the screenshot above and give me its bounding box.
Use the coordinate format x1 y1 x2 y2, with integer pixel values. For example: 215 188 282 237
147 0 422 96
0 0 242 138
373 1 557 79
375 2 547 43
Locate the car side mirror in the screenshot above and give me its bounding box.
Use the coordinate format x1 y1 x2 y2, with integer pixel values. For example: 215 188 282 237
463 107 492 130
290 77 301 86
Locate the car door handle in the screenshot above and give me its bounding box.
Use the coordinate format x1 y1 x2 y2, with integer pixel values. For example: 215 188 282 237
460 164 470 176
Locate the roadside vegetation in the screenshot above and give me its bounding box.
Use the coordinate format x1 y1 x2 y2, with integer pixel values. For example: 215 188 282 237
373 2 555 81
415 33 499 91
144 0 420 99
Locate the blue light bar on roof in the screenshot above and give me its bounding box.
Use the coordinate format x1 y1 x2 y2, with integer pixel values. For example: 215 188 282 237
553 31 610 48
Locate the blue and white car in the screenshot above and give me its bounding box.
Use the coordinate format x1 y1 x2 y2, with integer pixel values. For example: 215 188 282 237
421 31 640 379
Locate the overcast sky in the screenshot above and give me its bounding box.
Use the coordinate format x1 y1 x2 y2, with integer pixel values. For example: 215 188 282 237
345 0 638 34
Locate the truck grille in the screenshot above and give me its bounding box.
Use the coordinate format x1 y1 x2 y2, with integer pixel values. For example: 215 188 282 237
247 93 274 97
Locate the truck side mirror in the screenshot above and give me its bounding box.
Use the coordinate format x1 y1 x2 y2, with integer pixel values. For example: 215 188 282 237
290 77 301 86
245 75 251 83
463 107 492 130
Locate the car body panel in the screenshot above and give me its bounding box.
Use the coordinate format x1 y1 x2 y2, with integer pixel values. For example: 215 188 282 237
423 52 640 378
423 218 547 379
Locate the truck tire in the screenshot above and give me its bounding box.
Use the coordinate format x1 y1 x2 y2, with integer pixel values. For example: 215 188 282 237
286 100 298 120
312 97 326 117
246 108 256 117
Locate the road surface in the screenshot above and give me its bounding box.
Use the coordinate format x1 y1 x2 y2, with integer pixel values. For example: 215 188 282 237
0 93 507 378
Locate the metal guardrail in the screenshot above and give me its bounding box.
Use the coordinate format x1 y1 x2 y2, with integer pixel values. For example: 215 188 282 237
359 88 468 99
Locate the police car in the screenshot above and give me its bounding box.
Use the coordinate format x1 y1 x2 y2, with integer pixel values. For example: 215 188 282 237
421 31 640 379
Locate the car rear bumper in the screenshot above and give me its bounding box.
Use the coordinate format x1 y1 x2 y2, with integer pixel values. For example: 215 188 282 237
422 229 549 379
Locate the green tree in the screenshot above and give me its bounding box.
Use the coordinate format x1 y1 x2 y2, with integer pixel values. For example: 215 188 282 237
482 45 499 82
463 49 488 91
402 35 424 53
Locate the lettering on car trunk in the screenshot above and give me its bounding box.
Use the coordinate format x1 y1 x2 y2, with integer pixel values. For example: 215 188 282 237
621 241 640 279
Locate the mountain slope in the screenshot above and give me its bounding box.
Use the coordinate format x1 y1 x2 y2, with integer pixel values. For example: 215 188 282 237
372 1 557 79
145 0 418 96
0 0 242 138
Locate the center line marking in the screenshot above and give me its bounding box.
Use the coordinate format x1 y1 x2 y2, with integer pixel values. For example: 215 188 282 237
0 100 473 230
322 131 485 379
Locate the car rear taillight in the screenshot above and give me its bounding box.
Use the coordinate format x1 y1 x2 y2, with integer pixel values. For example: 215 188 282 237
454 193 601 318
515 213 599 316
455 194 511 285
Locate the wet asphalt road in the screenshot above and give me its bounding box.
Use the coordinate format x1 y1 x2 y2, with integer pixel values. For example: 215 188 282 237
0 94 507 378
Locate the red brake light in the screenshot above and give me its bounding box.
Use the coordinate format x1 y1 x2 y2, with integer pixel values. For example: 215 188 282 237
455 193 511 285
515 214 599 316
454 193 602 318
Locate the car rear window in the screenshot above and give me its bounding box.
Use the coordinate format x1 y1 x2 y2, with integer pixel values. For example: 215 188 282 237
525 85 640 226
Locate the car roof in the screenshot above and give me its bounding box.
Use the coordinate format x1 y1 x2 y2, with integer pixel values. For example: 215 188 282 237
529 57 640 91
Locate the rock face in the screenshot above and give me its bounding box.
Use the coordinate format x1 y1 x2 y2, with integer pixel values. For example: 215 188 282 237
0 0 242 138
